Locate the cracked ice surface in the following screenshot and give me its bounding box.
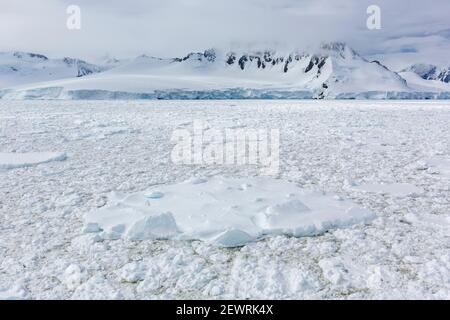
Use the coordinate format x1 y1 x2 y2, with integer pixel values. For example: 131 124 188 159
0 100 449 299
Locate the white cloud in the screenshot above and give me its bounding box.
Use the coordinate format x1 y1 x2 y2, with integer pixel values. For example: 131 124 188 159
0 0 448 65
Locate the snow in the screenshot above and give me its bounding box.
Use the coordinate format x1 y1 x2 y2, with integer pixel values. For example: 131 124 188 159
399 71 450 92
423 157 450 177
0 285 30 300
3 44 448 100
353 183 423 197
60 264 89 290
0 152 66 169
84 176 375 246
1 100 449 299
0 51 103 89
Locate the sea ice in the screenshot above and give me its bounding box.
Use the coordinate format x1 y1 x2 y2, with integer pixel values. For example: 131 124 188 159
0 285 30 300
0 152 66 169
84 176 375 246
353 183 423 197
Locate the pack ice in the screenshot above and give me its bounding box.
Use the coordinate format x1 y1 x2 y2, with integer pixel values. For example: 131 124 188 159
0 152 66 169
84 177 376 247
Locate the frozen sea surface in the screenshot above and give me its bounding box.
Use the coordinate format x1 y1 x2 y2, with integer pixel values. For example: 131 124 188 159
84 176 375 246
0 100 449 299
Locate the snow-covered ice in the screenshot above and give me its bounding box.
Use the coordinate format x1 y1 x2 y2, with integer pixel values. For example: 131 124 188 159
353 183 423 197
0 100 449 299
0 285 30 300
0 152 66 169
2 45 450 100
85 176 375 246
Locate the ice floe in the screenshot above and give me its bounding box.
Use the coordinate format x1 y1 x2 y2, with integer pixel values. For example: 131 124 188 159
84 176 375 247
0 152 66 169
353 183 423 197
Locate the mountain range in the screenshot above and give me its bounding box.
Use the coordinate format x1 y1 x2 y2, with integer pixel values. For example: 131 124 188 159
1 42 449 100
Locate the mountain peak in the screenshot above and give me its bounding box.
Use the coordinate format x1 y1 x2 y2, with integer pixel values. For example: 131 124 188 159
174 49 217 63
320 41 347 52
403 63 450 83
12 51 48 61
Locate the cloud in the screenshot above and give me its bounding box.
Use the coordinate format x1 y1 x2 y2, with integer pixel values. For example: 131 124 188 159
0 0 449 64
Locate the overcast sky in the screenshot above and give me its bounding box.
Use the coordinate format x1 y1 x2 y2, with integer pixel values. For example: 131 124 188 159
1 0 449 68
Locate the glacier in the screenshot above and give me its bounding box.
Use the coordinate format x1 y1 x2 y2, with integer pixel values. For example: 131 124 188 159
1 42 449 100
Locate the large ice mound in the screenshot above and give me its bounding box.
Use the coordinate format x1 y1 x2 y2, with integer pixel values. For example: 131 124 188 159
84 177 376 247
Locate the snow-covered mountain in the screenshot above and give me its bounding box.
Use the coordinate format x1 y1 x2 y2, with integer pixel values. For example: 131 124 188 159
0 51 105 88
398 64 450 93
1 43 449 99
401 64 450 83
